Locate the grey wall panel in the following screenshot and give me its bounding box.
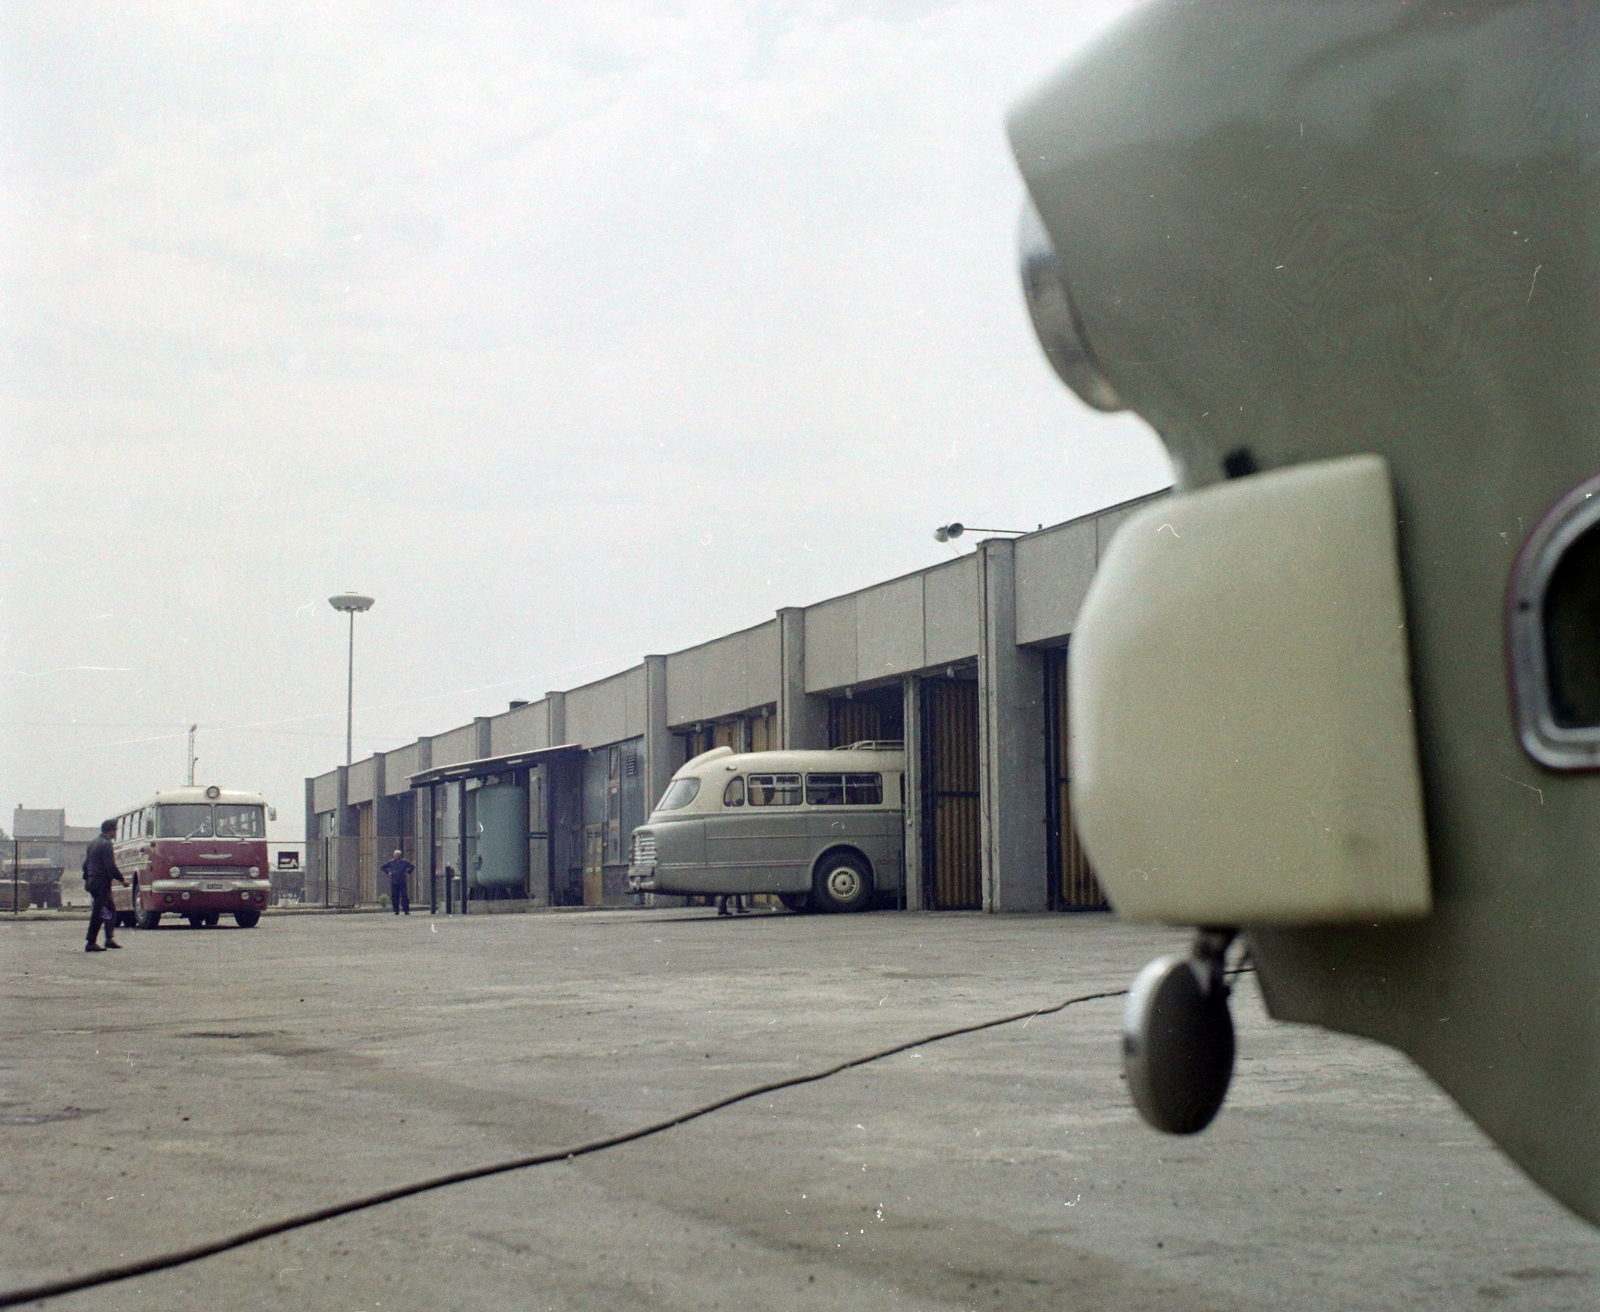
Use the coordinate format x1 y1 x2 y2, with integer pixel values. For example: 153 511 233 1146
804 595 857 693
624 664 648 739
566 665 641 749
856 575 925 683
1096 503 1144 561
431 723 479 767
491 701 550 755
1015 520 1097 646
347 756 376 805
924 556 979 668
665 622 778 726
666 645 704 726
384 743 418 794
312 771 339 814
746 621 780 706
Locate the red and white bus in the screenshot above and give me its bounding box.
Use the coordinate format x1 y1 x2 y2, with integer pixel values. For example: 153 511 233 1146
108 786 273 929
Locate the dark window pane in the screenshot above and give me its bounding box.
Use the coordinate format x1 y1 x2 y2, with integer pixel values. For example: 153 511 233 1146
806 773 845 806
845 773 883 805
1545 523 1600 727
723 777 745 807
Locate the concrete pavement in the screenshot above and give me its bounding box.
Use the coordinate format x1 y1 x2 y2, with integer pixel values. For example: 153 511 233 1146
2 908 1597 1311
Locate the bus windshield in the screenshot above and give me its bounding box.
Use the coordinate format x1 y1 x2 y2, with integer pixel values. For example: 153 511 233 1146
157 803 265 839
159 804 213 838
215 805 265 838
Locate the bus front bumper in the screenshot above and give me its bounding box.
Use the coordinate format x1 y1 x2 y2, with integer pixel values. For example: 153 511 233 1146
627 864 656 893
149 878 272 910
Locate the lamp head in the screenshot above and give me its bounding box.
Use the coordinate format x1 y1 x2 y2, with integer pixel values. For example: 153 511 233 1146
328 592 375 614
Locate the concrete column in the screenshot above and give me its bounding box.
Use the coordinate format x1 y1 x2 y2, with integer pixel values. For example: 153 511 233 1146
642 656 673 811
474 716 492 760
546 691 568 746
901 675 925 911
777 607 828 750
977 538 1049 913
415 735 433 775
303 777 320 903
335 764 358 907
416 782 435 910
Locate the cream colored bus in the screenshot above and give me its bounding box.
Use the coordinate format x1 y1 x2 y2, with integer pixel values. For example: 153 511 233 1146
626 743 904 913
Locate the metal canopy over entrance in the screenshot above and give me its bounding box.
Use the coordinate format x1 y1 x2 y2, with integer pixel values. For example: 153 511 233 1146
406 743 583 789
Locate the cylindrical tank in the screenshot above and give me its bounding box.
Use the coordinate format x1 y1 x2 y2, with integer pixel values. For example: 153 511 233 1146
471 784 528 891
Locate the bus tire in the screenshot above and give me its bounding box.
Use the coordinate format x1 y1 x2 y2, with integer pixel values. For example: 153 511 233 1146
779 892 811 913
812 852 873 914
137 908 161 930
202 913 220 927
234 910 260 928
186 913 203 928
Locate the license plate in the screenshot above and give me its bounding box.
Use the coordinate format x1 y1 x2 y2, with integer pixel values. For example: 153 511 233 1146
204 882 227 891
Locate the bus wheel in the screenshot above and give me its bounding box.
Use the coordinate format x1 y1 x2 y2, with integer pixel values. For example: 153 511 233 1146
186 914 203 928
234 910 260 929
779 893 811 913
812 853 873 913
137 908 161 930
202 913 220 927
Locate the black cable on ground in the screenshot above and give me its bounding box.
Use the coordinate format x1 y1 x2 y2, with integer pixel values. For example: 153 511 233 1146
0 978 1173 1308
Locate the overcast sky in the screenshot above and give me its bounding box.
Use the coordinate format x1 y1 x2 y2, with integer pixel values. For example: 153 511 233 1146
0 0 1168 838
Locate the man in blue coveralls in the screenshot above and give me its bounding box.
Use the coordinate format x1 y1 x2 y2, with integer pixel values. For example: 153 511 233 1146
381 848 413 915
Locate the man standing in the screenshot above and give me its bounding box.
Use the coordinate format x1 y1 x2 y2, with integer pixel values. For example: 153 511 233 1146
83 819 126 952
381 848 414 916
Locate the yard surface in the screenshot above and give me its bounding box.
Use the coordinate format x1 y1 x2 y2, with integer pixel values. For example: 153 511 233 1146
2 908 1596 1311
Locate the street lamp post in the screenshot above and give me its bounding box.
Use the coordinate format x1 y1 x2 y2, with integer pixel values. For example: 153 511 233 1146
328 592 376 768
327 592 375 910
933 522 1028 543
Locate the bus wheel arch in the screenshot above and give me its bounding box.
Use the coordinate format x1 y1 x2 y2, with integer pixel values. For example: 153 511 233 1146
811 848 874 913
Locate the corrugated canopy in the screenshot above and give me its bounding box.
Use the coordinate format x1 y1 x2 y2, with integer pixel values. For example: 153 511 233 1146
407 743 583 788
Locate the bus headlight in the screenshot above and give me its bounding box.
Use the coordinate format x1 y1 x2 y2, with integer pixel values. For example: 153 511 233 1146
249 867 260 878
1018 195 1122 413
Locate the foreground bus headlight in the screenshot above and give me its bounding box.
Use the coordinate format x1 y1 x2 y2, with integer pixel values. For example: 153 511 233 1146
1017 195 1122 413
249 867 260 878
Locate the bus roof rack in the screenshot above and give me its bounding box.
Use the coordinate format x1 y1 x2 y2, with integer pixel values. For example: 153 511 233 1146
836 740 905 752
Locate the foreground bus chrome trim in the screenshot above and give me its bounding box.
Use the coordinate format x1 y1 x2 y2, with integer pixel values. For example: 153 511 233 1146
151 879 272 894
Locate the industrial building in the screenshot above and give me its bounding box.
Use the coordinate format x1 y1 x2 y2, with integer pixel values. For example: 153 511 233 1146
304 490 1163 914
5 808 99 908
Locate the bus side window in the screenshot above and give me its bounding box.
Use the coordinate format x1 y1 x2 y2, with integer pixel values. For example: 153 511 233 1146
723 777 746 807
748 774 801 806
844 773 882 805
805 774 846 806
144 810 153 837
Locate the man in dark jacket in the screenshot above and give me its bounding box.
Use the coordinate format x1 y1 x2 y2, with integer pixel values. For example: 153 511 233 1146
381 849 413 915
83 819 126 952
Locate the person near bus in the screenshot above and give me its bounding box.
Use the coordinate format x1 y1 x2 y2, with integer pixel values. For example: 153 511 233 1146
381 849 414 916
82 819 127 952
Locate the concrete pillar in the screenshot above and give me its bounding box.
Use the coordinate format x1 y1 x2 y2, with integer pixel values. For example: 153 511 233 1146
642 656 673 811
415 735 433 775
902 675 925 911
977 538 1049 913
417 782 435 910
303 777 320 903
546 691 567 746
335 764 358 906
777 607 828 750
474 716 492 760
